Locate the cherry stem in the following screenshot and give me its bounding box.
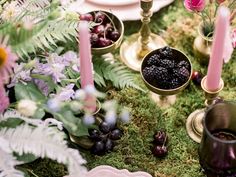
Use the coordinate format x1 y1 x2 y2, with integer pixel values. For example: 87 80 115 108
162 134 167 148
100 11 117 31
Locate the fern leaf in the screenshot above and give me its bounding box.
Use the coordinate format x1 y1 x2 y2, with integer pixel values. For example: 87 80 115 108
0 138 24 177
93 57 145 92
0 124 87 177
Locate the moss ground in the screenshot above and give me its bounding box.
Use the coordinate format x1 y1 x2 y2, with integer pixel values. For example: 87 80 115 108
23 1 236 177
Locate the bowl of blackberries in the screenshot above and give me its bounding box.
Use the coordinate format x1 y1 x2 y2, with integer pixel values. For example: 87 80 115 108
141 46 192 96
80 10 124 55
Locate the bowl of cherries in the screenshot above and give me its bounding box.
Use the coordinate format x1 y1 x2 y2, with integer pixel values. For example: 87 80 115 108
140 46 193 96
80 10 124 55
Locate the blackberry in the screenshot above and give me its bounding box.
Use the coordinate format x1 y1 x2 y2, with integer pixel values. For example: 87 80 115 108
173 67 190 83
147 54 161 66
159 46 173 59
155 67 170 89
155 67 168 82
142 65 159 83
159 59 175 70
170 78 181 89
177 60 190 70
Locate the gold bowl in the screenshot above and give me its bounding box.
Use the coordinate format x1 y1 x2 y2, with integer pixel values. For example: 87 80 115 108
140 47 193 96
89 10 124 55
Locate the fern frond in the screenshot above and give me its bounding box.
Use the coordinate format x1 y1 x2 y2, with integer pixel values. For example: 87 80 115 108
0 138 24 177
0 124 87 177
93 57 145 92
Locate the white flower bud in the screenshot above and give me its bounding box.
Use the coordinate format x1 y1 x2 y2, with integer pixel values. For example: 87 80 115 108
83 114 95 125
17 99 37 117
74 89 86 100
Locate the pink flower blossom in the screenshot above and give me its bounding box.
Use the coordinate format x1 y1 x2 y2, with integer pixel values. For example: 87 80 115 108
184 0 206 12
0 80 9 113
0 36 18 84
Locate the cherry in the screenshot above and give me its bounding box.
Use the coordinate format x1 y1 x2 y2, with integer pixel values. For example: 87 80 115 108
90 33 99 47
92 25 105 36
110 129 123 140
91 141 105 155
105 138 114 152
152 145 168 157
108 30 120 41
94 11 106 23
154 130 168 145
80 13 94 21
99 121 111 134
191 71 203 86
88 129 101 141
105 23 114 33
97 37 112 47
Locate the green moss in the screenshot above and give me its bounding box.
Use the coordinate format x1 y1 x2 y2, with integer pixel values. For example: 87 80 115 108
26 1 236 177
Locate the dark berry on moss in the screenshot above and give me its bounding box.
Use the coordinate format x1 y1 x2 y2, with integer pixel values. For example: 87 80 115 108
99 121 111 134
91 141 105 155
110 129 123 140
105 138 114 152
88 129 101 141
191 71 203 86
154 130 168 145
152 145 168 157
147 54 161 66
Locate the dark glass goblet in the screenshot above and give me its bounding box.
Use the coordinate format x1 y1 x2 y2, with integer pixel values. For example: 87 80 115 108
199 101 236 177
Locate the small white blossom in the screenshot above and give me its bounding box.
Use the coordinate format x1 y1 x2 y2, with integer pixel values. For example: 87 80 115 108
84 85 96 95
17 99 37 117
1 1 20 21
83 114 95 125
74 89 86 101
70 101 83 112
47 98 61 112
120 109 130 123
105 110 117 125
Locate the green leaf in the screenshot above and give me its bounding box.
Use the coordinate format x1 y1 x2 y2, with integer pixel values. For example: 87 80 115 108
52 109 88 137
14 153 38 164
33 108 45 119
15 83 46 102
93 57 145 92
0 118 23 129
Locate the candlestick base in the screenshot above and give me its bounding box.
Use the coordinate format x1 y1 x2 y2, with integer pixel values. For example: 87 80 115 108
150 92 176 108
186 109 205 143
186 76 224 143
120 33 166 71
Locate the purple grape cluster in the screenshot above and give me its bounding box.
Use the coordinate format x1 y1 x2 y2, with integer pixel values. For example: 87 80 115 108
88 121 123 155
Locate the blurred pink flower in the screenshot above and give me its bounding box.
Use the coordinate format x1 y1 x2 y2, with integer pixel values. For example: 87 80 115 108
0 36 18 84
0 80 9 113
184 0 206 12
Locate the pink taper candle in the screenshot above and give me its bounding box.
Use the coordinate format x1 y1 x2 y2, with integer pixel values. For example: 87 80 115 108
206 6 230 91
79 21 96 112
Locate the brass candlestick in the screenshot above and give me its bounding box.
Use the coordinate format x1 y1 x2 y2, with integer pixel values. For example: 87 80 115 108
120 0 166 71
186 76 224 143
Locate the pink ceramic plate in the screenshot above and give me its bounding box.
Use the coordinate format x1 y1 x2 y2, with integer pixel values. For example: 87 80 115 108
86 0 138 6
86 165 152 177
